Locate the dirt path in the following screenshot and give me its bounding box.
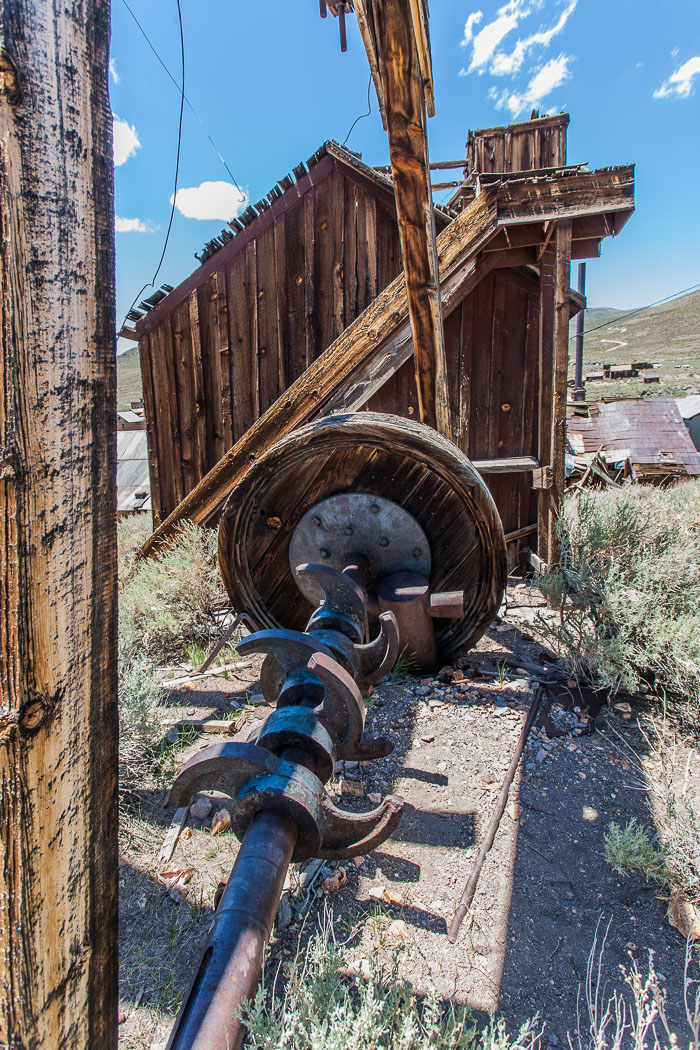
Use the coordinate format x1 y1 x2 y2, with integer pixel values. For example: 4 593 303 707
118 582 693 1048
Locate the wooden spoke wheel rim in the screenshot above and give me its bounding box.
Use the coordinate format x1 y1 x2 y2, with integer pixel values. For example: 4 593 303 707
218 413 507 659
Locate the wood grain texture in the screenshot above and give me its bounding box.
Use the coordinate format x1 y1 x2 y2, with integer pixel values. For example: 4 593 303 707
549 220 572 563
358 0 450 436
218 414 507 659
0 2 117 1046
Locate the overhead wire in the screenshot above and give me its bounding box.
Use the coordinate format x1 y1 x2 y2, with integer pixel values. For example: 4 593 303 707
342 74 372 147
571 280 700 342
119 0 245 201
119 0 185 334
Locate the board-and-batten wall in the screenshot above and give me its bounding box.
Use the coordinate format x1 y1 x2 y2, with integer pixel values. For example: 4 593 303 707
366 267 540 545
139 161 405 524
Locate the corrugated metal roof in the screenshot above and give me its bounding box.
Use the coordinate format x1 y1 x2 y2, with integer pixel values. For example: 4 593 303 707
567 398 700 475
117 430 150 511
677 395 700 421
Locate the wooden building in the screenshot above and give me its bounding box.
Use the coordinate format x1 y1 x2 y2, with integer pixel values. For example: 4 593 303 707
132 114 635 567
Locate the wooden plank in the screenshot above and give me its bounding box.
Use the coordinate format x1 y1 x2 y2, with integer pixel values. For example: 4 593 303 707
281 200 308 385
215 268 233 450
158 806 190 865
344 177 359 323
188 290 210 482
312 172 334 357
0 1 118 1043
274 213 288 393
256 226 280 414
331 167 346 343
549 220 572 564
304 192 316 366
172 300 197 497
155 315 185 514
473 456 539 473
357 0 451 437
139 333 163 526
537 244 555 562
227 247 257 442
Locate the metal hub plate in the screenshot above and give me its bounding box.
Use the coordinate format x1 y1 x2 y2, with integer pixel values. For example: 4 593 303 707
289 493 431 607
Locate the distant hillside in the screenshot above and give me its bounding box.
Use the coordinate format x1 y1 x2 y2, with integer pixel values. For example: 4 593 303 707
570 288 700 399
117 345 143 410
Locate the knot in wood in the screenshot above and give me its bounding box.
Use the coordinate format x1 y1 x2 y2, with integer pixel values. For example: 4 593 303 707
0 50 22 105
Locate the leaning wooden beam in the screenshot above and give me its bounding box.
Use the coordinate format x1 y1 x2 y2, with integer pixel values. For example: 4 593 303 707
0 2 118 1046
140 165 634 558
355 0 450 437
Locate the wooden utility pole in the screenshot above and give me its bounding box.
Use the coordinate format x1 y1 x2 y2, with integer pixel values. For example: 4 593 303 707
355 0 451 438
0 2 118 1047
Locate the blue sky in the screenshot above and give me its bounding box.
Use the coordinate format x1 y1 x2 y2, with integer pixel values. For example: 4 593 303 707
112 0 700 351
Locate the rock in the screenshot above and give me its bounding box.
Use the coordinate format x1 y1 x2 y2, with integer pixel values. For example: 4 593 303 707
340 778 364 797
181 827 193 840
536 749 547 763
437 761 447 773
614 701 632 715
416 686 431 696
507 801 521 821
344 760 360 772
452 669 465 682
190 798 213 820
367 792 382 804
323 867 348 893
276 894 293 932
387 919 409 942
582 806 599 822
383 886 404 905
549 1035 559 1046
248 692 266 706
165 726 180 744
210 809 231 835
118 1011 127 1025
368 884 386 901
333 761 344 774
667 889 700 940
352 856 365 867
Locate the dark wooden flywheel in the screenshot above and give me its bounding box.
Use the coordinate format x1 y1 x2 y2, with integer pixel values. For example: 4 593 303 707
218 413 507 660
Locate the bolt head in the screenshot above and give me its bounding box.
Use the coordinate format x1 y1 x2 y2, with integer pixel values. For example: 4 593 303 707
344 525 354 536
312 516 322 527
319 548 330 559
413 547 422 558
370 504 380 514
380 537 389 547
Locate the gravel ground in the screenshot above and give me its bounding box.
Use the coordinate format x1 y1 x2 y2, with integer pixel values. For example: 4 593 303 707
118 582 695 1048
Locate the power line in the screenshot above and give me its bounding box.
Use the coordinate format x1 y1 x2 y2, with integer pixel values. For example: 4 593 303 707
573 280 700 342
119 0 185 334
119 0 245 201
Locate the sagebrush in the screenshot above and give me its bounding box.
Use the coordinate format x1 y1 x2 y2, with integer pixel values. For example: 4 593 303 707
534 481 700 716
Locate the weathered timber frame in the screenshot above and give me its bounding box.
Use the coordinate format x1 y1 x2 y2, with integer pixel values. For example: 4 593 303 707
355 0 450 435
0 2 117 1047
141 164 634 558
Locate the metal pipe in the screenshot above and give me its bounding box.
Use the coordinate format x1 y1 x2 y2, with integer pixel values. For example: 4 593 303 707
165 809 298 1050
447 685 543 943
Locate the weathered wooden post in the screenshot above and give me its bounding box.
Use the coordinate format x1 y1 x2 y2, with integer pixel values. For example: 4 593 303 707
0 2 117 1047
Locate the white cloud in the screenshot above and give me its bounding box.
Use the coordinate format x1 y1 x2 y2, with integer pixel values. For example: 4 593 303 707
489 0 576 76
170 181 249 222
109 58 120 85
653 56 700 99
115 216 153 234
469 3 526 73
113 115 140 166
492 53 572 117
461 11 484 46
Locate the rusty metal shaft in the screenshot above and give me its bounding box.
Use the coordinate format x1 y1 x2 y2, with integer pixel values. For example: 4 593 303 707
165 809 297 1050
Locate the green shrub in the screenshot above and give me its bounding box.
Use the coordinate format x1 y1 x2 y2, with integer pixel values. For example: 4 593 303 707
119 520 228 666
603 818 666 883
242 930 541 1050
535 481 700 714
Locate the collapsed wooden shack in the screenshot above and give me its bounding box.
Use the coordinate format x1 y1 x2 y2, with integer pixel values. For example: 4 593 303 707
129 114 635 568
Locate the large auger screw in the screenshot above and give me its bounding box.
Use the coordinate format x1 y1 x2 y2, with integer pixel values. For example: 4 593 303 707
164 562 402 1050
